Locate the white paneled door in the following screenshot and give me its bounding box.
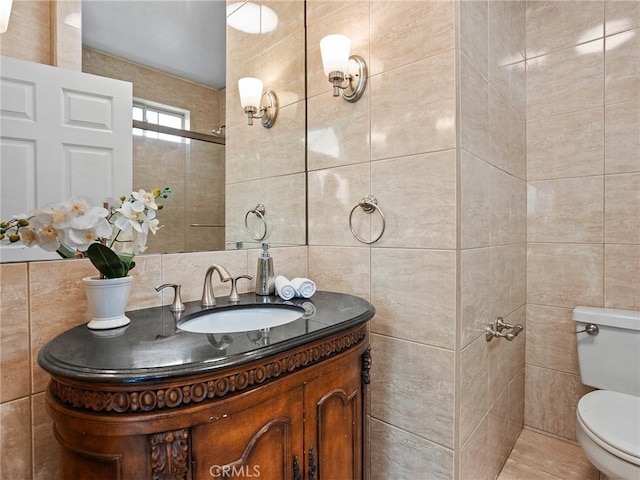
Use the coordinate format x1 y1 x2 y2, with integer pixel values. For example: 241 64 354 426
0 55 132 262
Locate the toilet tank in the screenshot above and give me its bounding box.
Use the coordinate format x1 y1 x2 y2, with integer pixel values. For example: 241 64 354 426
573 306 640 397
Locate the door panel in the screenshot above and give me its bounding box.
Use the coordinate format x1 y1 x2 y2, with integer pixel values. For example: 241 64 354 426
65 145 116 201
305 356 364 480
191 386 303 480
0 55 132 262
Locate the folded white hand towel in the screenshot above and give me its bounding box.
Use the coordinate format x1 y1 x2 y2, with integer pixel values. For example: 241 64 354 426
275 276 296 300
290 277 316 298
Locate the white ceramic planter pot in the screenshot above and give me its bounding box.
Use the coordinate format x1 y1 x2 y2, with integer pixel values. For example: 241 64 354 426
82 276 133 330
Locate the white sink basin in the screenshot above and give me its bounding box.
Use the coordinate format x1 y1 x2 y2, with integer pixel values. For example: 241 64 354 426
177 305 304 334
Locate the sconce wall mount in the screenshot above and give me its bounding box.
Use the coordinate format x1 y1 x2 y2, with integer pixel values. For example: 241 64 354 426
243 90 277 128
320 34 368 103
238 77 278 128
329 55 367 102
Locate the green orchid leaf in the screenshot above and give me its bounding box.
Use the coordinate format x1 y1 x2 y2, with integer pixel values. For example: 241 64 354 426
118 254 136 274
87 243 128 278
56 243 78 259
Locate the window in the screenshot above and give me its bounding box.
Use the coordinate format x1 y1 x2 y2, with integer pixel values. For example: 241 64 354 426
132 99 190 144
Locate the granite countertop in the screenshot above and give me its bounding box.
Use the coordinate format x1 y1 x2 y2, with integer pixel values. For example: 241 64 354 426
38 291 375 384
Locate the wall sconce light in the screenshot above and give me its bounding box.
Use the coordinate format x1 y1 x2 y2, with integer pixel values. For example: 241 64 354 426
0 0 14 33
238 77 278 128
320 34 367 103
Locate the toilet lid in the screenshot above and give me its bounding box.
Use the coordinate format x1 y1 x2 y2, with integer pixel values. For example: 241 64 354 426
578 390 640 462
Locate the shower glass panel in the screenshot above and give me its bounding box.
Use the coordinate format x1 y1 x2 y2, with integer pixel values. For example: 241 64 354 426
133 132 225 254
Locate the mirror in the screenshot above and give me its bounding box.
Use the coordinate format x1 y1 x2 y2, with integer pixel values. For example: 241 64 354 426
81 0 306 254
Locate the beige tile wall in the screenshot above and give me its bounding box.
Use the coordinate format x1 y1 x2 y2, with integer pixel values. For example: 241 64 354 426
305 0 527 478
0 246 308 478
305 1 460 478
458 1 527 479
52 0 81 71
225 1 306 249
525 0 640 442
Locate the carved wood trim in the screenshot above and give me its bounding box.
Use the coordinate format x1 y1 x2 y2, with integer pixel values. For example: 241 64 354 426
150 428 190 480
362 346 372 385
48 325 367 414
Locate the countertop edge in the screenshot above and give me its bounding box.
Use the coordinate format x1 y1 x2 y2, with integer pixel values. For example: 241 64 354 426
38 292 375 384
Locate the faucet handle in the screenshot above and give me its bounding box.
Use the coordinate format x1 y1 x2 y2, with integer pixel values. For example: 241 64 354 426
229 275 253 304
155 283 185 312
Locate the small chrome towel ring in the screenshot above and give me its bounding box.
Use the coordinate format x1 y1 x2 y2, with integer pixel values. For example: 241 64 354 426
245 204 268 241
349 195 386 244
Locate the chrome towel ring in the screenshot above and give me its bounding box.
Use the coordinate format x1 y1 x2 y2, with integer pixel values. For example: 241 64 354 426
245 204 268 241
349 195 386 244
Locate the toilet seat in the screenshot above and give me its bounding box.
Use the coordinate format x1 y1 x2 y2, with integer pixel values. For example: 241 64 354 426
577 390 640 466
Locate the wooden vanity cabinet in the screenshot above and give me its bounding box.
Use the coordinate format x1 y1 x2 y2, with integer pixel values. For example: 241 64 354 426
45 324 370 480
191 384 304 479
304 351 364 480
191 342 365 480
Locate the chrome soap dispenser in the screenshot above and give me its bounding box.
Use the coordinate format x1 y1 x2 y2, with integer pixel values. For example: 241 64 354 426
255 243 275 295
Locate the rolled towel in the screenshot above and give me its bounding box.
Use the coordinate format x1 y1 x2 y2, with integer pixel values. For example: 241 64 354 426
275 276 296 300
290 277 316 298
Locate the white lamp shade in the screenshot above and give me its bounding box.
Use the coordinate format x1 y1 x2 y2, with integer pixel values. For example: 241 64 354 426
0 0 13 33
320 34 351 76
227 3 278 34
238 77 264 108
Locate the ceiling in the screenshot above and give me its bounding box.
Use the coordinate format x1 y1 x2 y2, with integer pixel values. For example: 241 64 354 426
82 0 227 89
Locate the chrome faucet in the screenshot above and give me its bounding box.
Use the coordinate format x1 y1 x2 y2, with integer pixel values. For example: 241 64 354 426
201 265 232 307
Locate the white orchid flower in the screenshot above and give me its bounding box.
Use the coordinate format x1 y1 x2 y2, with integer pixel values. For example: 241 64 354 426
114 201 150 234
132 189 158 210
2 186 170 276
148 218 161 235
20 222 62 251
31 204 69 229
66 212 112 251
49 206 73 228
36 224 64 251
67 197 95 217
18 213 64 251
132 231 148 254
19 227 42 247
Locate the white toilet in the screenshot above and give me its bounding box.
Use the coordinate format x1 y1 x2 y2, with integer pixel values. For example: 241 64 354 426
574 306 640 479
